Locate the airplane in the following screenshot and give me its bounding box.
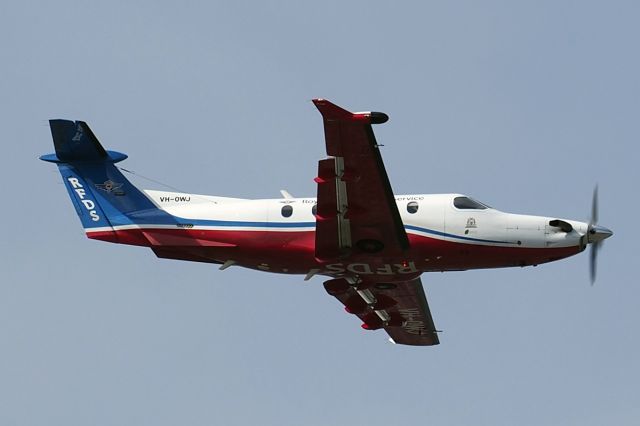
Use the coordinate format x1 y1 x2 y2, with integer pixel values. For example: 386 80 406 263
41 99 613 346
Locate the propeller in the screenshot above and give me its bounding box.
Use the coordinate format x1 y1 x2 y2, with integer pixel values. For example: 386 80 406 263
584 185 613 285
589 186 599 284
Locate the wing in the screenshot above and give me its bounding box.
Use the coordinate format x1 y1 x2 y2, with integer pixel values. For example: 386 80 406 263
324 276 440 346
312 99 409 261
312 99 439 345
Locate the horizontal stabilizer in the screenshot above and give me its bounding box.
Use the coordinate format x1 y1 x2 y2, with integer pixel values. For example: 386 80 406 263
41 120 127 164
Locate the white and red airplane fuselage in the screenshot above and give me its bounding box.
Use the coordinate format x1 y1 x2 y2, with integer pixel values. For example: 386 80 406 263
42 99 612 345
86 190 589 279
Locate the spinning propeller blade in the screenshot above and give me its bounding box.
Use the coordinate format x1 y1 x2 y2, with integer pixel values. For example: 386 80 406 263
585 185 612 285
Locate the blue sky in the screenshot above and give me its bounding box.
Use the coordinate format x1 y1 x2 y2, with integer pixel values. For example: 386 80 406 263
1 1 638 425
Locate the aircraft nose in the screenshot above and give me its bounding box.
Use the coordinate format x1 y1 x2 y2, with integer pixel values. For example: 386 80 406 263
588 225 613 244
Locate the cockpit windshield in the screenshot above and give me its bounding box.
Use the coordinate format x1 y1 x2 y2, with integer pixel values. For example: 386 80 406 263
453 196 491 210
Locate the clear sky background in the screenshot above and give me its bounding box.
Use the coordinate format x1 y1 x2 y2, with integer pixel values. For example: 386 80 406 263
1 1 638 425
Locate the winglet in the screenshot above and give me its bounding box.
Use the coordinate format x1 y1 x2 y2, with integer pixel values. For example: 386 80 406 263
312 99 388 124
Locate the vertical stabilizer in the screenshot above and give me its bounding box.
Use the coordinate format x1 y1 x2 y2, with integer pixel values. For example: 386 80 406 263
41 120 175 243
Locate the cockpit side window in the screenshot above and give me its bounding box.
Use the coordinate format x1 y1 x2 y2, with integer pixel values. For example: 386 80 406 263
453 196 489 210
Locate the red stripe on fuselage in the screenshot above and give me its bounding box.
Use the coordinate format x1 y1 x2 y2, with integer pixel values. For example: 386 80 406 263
85 227 581 276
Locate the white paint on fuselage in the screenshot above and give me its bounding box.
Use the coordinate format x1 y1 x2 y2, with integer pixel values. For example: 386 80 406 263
143 190 587 248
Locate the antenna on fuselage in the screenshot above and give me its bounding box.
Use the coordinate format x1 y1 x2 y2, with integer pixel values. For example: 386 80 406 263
280 190 294 199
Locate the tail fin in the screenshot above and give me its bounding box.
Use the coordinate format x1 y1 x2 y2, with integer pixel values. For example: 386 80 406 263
41 120 175 243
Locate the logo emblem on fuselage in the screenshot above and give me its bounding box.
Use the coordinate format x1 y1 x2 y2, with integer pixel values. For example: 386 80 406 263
466 217 477 228
95 180 124 195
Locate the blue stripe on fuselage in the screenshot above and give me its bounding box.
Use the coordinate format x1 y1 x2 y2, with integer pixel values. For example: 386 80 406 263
404 224 512 244
102 215 512 245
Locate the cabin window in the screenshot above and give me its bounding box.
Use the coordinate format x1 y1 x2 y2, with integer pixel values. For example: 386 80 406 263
407 201 419 214
453 196 489 210
312 204 317 217
281 205 293 218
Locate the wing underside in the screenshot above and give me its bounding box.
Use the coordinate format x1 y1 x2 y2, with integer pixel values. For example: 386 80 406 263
312 99 409 261
324 277 440 346
312 99 440 346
